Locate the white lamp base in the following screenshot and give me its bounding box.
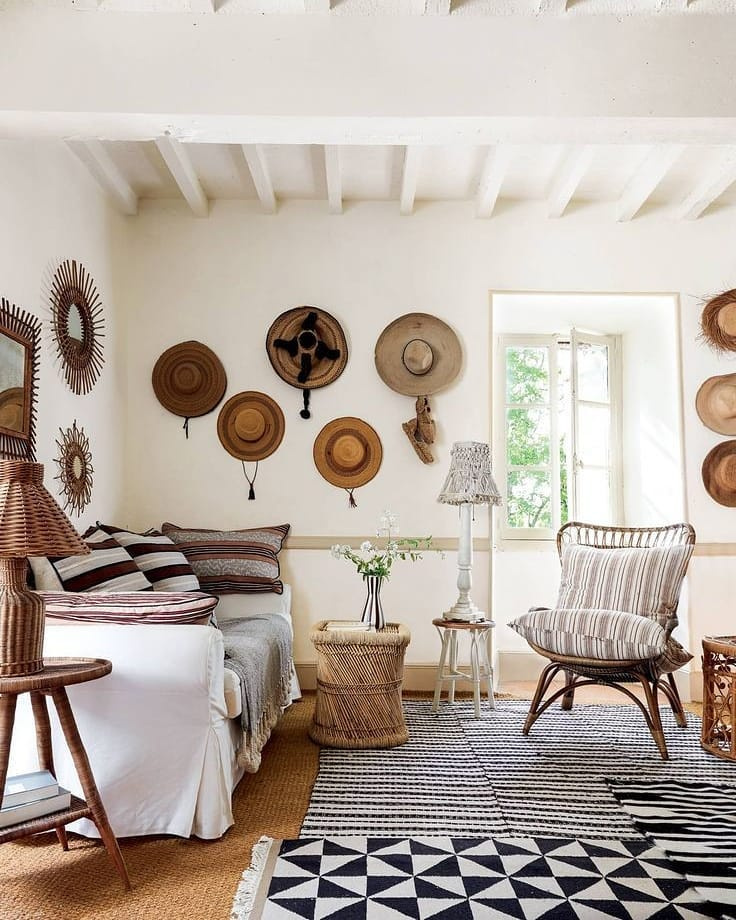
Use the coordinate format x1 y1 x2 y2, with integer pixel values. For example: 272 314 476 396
443 603 486 623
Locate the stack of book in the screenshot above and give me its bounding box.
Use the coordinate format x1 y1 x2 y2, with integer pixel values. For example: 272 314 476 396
1 770 71 829
325 620 373 631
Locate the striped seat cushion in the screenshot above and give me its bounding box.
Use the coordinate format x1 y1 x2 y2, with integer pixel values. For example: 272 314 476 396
42 591 218 625
509 607 668 661
160 523 290 595
50 529 153 593
556 543 693 633
96 524 200 592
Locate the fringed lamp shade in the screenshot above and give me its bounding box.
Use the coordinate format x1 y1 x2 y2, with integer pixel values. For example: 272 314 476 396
0 459 88 677
437 442 501 507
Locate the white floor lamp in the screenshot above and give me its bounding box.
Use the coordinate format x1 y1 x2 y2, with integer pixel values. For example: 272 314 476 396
437 441 501 622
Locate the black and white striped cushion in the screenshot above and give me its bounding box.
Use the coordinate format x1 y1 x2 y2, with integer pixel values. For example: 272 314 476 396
42 591 218 625
97 524 200 593
50 529 153 593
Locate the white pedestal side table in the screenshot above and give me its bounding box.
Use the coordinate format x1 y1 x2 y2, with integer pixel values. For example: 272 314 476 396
431 618 495 718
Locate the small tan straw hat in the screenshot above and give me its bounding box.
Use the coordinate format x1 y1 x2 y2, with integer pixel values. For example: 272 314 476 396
696 374 736 435
702 440 736 507
313 417 382 506
374 313 462 397
217 391 285 462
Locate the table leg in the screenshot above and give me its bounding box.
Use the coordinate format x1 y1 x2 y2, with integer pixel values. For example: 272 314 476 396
432 629 450 714
0 694 18 806
448 631 458 705
49 687 131 890
481 630 495 711
30 692 68 851
470 633 481 718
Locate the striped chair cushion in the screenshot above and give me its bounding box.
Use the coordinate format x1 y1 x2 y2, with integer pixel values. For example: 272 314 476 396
96 524 200 592
50 529 153 593
160 523 290 595
42 591 218 625
556 543 693 634
509 607 668 662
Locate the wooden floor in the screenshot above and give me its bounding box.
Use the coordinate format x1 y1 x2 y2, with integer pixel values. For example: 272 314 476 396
0 685 702 920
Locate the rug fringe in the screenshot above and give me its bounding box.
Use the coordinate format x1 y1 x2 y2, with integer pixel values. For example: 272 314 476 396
231 835 274 920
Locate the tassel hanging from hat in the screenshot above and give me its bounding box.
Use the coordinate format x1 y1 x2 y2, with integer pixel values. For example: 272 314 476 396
182 417 190 439
300 389 311 420
242 461 259 501
346 488 357 509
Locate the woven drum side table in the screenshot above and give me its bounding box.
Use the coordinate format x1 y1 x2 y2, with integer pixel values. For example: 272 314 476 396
702 636 736 761
309 622 411 749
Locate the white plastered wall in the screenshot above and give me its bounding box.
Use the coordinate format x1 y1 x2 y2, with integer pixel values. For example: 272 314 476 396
0 140 127 528
118 197 736 692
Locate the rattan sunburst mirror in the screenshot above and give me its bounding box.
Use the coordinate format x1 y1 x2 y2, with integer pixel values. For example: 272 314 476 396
49 259 105 395
55 420 93 517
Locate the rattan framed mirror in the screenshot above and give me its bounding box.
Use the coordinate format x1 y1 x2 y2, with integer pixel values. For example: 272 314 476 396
0 298 41 460
55 420 94 517
49 260 105 395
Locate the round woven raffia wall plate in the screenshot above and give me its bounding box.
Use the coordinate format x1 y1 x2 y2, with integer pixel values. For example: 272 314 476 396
49 259 105 395
217 391 285 462
313 417 382 506
152 341 227 435
54 420 93 517
700 290 736 353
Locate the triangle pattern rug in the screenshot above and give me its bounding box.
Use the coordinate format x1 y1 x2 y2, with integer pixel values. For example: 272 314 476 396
232 835 727 920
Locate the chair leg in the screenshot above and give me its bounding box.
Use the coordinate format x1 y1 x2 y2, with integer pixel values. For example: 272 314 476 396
635 675 669 760
560 669 576 711
523 662 562 735
664 673 688 728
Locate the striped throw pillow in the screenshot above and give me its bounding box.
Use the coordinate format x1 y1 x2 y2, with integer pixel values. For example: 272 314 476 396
509 607 668 662
42 591 218 625
96 524 200 593
556 543 693 634
161 523 290 595
50 529 153 593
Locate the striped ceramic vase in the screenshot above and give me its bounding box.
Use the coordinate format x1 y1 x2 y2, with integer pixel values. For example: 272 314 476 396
361 575 385 630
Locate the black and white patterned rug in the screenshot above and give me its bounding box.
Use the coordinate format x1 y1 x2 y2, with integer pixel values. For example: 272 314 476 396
301 701 736 840
232 835 726 919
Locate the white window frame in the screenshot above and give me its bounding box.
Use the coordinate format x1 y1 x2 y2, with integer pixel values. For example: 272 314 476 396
495 331 623 541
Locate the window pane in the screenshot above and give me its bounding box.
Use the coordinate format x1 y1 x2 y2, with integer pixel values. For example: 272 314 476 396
577 467 612 524
505 347 549 404
577 341 609 403
560 433 569 525
577 404 610 467
506 408 550 466
507 471 552 529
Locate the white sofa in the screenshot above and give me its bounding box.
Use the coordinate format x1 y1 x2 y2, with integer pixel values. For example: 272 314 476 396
8 586 299 840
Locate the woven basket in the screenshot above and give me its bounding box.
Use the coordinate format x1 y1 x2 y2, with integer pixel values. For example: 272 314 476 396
309 621 411 749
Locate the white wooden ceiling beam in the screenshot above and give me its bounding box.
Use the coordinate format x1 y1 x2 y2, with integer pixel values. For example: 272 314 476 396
155 136 208 217
400 146 422 216
676 150 736 220
548 145 594 218
66 139 137 216
324 145 342 215
615 145 683 221
424 0 452 12
476 145 512 218
242 144 277 214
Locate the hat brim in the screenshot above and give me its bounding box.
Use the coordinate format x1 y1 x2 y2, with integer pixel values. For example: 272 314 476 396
702 439 736 507
152 341 227 418
313 417 382 489
374 313 462 396
696 374 736 435
266 307 348 390
217 391 285 461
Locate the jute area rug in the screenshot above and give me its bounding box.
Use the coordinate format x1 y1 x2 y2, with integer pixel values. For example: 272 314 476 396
231 700 736 919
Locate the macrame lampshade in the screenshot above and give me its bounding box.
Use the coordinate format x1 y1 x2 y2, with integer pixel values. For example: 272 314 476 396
0 459 88 676
438 442 501 622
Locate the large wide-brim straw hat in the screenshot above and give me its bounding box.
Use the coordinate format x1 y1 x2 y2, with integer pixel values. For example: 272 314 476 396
700 290 736 352
266 307 348 390
313 417 382 489
696 373 736 435
217 391 285 461
152 341 227 418
702 440 736 507
374 313 462 397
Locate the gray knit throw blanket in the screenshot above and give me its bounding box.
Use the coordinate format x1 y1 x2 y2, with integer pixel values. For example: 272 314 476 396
219 616 292 768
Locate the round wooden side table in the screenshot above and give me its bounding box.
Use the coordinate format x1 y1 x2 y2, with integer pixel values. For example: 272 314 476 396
0 657 131 890
701 636 736 761
431 618 495 719
309 621 411 749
